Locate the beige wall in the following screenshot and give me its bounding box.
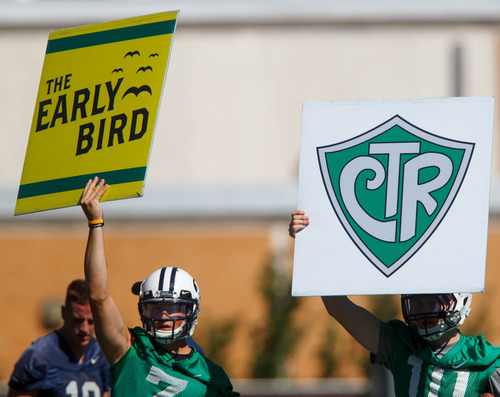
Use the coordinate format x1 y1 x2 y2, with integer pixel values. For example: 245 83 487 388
1 21 500 208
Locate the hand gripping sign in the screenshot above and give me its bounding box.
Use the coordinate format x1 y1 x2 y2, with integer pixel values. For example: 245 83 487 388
15 11 178 215
292 97 494 296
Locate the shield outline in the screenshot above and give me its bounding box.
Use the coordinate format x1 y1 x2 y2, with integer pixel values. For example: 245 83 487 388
317 115 475 277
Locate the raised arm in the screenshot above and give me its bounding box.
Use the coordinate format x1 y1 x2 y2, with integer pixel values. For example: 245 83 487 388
80 177 131 365
289 210 382 354
321 296 382 354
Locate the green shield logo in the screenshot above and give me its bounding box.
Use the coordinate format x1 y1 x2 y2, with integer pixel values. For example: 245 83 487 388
317 115 474 277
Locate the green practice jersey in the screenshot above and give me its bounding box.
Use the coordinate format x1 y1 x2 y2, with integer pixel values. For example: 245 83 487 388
376 320 500 397
110 327 239 396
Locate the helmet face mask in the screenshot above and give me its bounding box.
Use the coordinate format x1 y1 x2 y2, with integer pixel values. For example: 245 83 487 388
140 300 195 341
138 267 200 344
401 293 472 342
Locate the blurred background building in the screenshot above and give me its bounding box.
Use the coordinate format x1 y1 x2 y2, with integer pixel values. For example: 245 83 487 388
3 0 500 395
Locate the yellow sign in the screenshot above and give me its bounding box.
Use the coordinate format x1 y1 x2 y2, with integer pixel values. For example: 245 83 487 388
15 11 178 215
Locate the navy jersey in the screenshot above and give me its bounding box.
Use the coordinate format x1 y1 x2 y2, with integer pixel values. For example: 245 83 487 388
9 330 110 397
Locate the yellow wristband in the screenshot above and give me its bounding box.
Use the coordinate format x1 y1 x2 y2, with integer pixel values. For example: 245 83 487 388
88 220 104 228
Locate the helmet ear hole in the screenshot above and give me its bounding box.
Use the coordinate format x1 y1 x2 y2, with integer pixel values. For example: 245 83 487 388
445 312 460 326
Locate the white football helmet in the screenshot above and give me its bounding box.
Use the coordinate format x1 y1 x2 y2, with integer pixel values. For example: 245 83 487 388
137 267 200 344
401 293 472 341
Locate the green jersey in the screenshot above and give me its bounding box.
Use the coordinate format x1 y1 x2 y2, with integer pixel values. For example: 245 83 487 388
110 327 239 396
374 320 500 397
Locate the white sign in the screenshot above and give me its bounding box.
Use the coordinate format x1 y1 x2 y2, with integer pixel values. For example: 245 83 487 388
292 97 494 296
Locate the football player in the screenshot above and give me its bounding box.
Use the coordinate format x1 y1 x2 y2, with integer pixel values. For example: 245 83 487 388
80 177 239 396
8 280 110 397
290 209 500 396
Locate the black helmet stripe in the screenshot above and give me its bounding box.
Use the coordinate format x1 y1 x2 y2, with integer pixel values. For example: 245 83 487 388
158 267 167 291
158 267 178 294
169 267 178 292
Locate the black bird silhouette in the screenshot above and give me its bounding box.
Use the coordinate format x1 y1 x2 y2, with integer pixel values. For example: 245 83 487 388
111 68 123 73
124 51 140 58
122 85 152 98
136 66 153 73
149 53 159 58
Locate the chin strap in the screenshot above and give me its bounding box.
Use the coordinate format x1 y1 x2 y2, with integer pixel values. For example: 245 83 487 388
418 323 456 342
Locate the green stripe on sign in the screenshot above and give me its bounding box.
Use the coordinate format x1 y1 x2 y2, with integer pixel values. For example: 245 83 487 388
17 167 147 199
46 19 176 54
